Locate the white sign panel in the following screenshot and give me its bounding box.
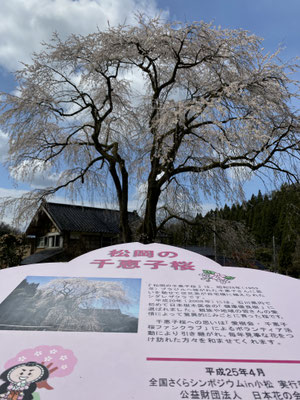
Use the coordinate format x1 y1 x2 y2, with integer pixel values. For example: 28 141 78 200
0 242 299 400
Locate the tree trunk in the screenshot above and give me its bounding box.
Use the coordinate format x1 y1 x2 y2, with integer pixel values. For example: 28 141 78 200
109 161 132 243
139 183 160 244
118 190 132 243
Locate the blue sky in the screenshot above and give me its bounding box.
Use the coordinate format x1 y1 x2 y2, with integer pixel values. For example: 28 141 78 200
0 0 299 224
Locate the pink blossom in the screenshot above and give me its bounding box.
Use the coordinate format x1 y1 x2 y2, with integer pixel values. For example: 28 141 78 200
4 345 77 378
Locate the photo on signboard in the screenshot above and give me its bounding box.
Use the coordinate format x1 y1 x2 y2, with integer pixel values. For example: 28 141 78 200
0 276 141 333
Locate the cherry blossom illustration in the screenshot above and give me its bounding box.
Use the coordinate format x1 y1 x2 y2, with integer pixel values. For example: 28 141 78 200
3 345 77 391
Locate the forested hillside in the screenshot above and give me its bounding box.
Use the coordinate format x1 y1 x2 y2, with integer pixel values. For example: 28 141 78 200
165 184 300 278
212 184 300 277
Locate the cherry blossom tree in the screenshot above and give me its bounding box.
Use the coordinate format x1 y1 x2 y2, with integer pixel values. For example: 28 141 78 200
34 278 131 330
0 15 299 242
37 277 130 307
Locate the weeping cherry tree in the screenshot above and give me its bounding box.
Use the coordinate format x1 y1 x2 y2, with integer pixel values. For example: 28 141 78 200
0 15 299 242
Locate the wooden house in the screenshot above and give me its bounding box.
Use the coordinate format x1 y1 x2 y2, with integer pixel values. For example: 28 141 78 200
22 201 139 264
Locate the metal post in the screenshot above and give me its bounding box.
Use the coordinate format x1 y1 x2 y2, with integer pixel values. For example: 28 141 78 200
273 235 276 272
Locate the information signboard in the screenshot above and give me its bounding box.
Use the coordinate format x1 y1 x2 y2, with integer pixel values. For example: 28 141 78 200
0 242 299 399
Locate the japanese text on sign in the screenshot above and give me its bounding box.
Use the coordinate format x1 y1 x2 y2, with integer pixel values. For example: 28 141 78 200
90 248 200 270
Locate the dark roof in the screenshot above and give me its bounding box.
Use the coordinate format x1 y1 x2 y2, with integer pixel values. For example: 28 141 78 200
21 249 64 265
43 202 138 234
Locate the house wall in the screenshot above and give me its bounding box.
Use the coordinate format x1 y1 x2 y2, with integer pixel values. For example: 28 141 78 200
62 232 118 260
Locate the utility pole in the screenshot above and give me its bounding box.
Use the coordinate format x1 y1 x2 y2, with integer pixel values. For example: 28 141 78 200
214 219 217 262
272 235 276 272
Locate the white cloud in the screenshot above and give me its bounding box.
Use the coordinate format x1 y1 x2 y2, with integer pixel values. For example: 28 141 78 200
0 130 9 162
0 187 28 199
0 187 28 226
0 133 64 193
9 160 62 189
0 0 167 71
199 202 216 216
129 179 216 218
228 166 253 182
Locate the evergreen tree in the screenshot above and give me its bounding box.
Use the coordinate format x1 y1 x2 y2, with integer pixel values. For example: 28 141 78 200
204 184 300 277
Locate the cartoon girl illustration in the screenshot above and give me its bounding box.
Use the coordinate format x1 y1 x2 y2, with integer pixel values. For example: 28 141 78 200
1 345 77 399
0 361 49 400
